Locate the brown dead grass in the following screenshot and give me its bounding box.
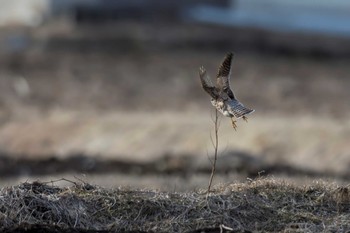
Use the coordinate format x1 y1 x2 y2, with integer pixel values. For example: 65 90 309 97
0 178 349 232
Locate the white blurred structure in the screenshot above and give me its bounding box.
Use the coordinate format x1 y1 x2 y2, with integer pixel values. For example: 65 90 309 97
0 0 50 27
0 0 95 27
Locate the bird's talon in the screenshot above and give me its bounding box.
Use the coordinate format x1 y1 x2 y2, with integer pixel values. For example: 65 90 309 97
231 118 237 131
243 116 248 122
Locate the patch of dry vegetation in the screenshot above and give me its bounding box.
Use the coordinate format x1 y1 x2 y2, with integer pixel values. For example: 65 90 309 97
0 179 349 232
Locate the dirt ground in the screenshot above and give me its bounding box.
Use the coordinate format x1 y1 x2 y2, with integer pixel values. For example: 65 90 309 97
0 21 350 191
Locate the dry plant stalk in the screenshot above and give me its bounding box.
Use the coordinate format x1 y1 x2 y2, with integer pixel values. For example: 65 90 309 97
207 109 220 194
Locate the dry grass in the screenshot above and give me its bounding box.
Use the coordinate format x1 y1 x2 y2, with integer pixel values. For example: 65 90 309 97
0 179 349 232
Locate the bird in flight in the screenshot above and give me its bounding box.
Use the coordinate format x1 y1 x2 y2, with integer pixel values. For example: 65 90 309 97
199 52 254 130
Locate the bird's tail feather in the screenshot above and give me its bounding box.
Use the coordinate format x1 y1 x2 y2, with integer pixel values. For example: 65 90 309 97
232 105 254 119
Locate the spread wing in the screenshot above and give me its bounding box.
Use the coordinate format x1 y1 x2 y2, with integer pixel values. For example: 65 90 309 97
216 52 235 99
199 66 219 99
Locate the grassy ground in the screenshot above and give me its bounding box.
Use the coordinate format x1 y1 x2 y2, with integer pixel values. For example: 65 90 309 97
0 179 349 232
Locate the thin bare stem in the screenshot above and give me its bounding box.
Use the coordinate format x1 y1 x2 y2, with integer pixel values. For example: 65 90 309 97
207 109 219 195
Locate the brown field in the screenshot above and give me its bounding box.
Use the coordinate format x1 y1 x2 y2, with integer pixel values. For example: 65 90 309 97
0 20 350 232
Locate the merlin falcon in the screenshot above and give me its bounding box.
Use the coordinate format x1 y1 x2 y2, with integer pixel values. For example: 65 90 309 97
199 52 254 130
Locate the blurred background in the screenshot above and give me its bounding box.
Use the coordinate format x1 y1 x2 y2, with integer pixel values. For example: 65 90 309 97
0 0 349 191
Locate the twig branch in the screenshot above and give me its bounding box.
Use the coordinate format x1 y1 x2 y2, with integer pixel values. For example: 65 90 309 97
207 109 219 195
